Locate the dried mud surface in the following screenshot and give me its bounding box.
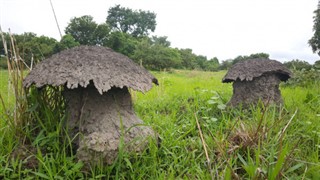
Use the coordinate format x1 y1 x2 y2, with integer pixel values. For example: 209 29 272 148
227 74 283 107
23 45 158 94
64 86 154 164
223 58 292 83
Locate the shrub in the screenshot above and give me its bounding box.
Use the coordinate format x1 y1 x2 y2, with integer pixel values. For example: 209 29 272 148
284 68 320 87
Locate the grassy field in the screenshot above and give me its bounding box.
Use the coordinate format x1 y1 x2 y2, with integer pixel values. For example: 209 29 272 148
0 69 319 179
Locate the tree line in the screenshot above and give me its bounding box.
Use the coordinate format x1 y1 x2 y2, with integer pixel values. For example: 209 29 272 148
1 5 319 71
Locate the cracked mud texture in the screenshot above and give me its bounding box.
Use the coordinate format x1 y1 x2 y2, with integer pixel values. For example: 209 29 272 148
222 58 292 107
23 45 158 94
64 86 154 164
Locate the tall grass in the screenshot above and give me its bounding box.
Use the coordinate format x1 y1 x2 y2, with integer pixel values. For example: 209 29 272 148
0 29 28 138
0 35 319 178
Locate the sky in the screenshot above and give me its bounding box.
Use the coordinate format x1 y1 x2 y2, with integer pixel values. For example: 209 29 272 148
0 0 319 64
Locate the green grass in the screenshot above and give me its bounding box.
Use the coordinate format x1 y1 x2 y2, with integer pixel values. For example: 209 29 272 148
1 69 320 179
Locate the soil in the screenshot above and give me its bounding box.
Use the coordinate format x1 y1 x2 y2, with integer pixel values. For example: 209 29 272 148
63 86 155 165
227 74 283 107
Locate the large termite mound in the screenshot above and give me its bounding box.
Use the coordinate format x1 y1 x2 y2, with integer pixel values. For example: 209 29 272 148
23 45 158 164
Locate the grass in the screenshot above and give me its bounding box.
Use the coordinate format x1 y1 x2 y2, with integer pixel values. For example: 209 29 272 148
1 68 320 179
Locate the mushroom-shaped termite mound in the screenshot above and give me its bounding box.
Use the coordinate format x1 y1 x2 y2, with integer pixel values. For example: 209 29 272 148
23 45 158 164
222 58 292 107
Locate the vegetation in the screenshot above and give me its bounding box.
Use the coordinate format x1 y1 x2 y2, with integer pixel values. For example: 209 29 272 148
107 5 156 37
1 65 320 179
0 34 319 178
283 59 313 71
309 0 320 56
65 15 110 46
0 5 280 71
1 2 320 179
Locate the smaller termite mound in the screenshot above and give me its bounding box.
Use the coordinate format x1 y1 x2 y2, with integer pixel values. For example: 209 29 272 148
222 58 292 107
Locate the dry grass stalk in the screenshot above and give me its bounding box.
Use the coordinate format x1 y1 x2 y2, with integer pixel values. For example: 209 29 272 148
194 112 215 180
0 27 30 136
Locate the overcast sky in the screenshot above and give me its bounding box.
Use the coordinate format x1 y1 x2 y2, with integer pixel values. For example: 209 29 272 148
1 0 319 64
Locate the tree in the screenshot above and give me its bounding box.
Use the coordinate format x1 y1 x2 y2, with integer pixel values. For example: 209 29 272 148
283 59 312 70
204 57 220 71
232 53 269 65
54 34 80 52
232 55 246 65
65 15 110 46
309 1 320 56
107 5 156 37
178 48 198 69
0 32 59 66
195 55 208 70
106 31 138 57
133 39 181 70
16 33 59 65
151 36 171 47
314 60 320 69
219 59 233 70
247 52 269 59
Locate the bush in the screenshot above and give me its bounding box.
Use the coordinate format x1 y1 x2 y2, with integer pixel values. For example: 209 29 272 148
284 68 320 87
283 59 312 71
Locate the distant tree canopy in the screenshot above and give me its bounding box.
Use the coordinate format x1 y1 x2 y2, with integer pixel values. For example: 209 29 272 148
54 34 80 52
218 53 270 70
132 38 181 70
283 59 313 70
179 48 198 69
65 15 110 46
309 1 320 56
107 5 156 37
0 32 59 67
0 32 83 69
232 53 269 65
106 31 138 57
1 5 283 72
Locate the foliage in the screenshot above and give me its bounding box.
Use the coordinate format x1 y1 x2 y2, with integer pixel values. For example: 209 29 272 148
151 36 171 47
175 49 219 71
65 15 110 46
54 34 80 52
283 59 313 71
1 69 320 179
0 32 59 67
219 59 233 70
309 1 320 56
178 48 198 69
133 38 181 70
106 31 138 57
204 57 220 71
1 4 319 178
218 53 270 70
107 5 156 37
314 60 320 69
284 68 320 87
17 33 59 64
231 52 269 65
0 5 223 72
194 55 207 70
